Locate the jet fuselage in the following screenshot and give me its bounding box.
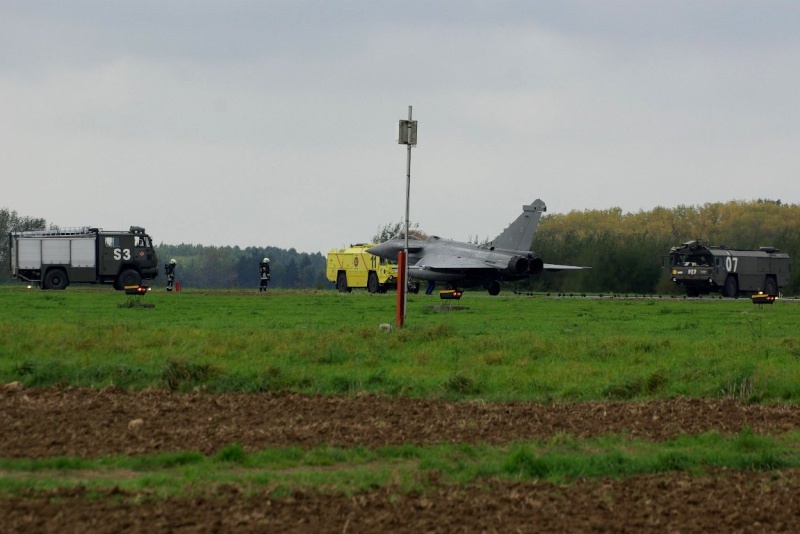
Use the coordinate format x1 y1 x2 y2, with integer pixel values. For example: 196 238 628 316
367 236 543 288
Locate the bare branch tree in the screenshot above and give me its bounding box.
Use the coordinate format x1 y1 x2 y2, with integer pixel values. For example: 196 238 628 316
371 220 427 243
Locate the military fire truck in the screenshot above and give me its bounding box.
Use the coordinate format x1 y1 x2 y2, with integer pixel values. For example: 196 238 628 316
664 240 790 297
9 226 159 290
326 243 398 293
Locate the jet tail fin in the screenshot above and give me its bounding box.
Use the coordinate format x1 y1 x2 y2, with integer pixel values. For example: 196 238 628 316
487 199 546 252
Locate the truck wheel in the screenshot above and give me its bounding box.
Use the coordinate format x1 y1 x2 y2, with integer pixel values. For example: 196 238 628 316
117 269 142 289
336 272 351 293
723 276 739 298
44 269 69 290
764 276 778 296
367 272 379 294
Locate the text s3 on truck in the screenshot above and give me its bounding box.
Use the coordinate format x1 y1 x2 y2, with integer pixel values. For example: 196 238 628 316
9 226 159 290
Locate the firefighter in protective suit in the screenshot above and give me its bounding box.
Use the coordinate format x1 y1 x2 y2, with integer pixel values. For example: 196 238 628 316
165 259 176 291
259 257 271 292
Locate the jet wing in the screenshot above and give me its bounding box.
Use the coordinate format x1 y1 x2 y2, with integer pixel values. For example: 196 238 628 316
543 263 591 272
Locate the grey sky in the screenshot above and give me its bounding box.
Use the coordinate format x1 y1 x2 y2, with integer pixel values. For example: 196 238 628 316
3 2 799 253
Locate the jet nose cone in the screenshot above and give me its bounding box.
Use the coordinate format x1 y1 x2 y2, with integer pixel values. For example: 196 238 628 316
367 241 400 261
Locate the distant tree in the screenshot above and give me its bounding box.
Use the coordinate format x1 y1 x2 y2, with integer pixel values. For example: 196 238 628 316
281 257 299 288
371 220 426 243
198 247 238 288
467 235 490 245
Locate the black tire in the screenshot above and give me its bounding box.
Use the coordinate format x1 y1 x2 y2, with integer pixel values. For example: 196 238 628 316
487 280 501 296
763 276 778 296
723 276 738 298
336 272 351 293
44 269 69 290
117 269 142 289
367 272 379 294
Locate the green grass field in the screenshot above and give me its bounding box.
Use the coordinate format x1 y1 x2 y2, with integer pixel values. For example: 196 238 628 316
3 431 799 497
2 286 800 402
3 285 800 498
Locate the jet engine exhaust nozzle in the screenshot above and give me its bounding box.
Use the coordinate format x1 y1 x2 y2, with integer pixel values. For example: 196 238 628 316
508 256 529 274
528 258 544 275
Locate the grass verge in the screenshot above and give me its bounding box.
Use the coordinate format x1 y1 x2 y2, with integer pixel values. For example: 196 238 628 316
1 429 798 498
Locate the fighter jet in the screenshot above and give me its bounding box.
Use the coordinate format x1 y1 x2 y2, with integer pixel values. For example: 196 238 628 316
366 199 588 295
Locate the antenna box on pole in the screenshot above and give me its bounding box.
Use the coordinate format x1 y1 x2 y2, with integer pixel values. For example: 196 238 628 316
397 120 418 145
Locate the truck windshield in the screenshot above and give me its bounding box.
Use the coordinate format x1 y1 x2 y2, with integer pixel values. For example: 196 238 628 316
680 254 712 267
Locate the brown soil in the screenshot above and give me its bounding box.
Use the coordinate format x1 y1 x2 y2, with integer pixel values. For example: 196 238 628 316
4 387 800 532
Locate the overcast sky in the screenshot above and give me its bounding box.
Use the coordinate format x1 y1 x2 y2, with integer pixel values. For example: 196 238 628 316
3 2 799 253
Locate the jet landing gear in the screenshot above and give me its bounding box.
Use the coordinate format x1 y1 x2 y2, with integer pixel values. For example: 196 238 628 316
486 280 501 296
446 281 502 295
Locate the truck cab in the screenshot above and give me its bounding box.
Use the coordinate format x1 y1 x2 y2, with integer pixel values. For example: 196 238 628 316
98 227 159 288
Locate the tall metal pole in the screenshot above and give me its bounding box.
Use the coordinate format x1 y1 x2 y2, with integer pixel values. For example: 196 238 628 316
404 105 412 321
396 251 406 327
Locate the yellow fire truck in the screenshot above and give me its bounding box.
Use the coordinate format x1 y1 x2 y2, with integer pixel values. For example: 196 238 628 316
326 244 398 293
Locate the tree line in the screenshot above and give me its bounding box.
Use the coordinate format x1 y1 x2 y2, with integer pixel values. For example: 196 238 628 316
154 243 327 290
3 200 799 294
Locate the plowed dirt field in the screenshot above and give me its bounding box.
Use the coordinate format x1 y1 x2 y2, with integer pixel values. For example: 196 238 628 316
4 387 800 532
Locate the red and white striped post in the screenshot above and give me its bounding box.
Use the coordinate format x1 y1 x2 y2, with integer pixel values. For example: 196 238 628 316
396 250 406 328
